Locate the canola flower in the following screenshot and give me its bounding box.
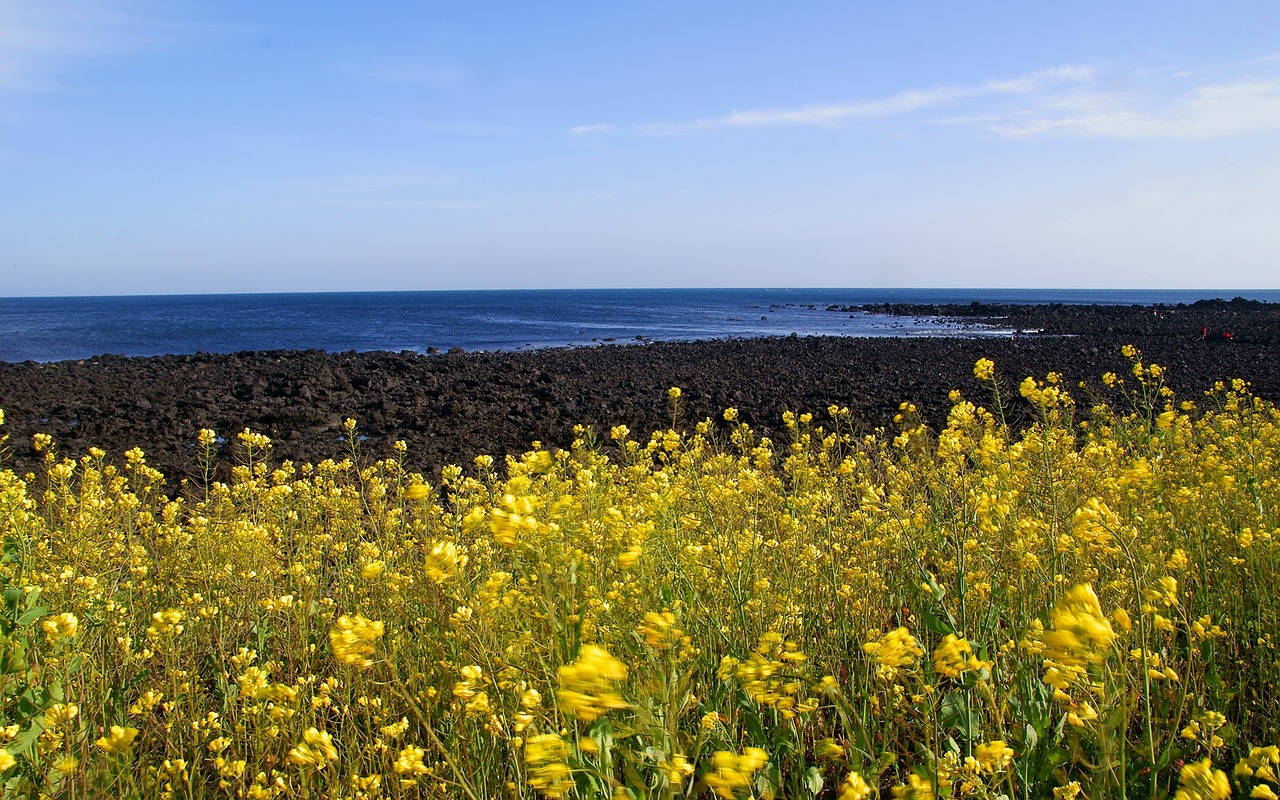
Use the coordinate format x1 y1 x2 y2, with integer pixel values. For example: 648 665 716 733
2 350 1280 799
556 644 628 722
932 633 990 681
864 626 924 679
95 725 140 757
525 733 572 799
423 539 467 583
393 745 429 775
287 727 339 769
41 611 79 643
329 614 384 668
1041 585 1116 677
1176 758 1232 800
838 771 873 800
704 747 769 799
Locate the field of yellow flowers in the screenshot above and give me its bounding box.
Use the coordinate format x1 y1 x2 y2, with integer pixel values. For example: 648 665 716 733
1 348 1278 800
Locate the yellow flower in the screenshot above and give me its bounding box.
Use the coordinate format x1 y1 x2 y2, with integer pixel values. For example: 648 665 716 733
616 544 644 569
146 608 185 637
892 773 936 799
329 614 384 669
667 387 682 400
423 540 467 583
490 493 540 548
723 407 739 422
864 627 924 677
0 749 14 771
42 612 79 643
43 702 79 729
705 748 769 799
525 733 572 798
1043 584 1116 668
465 691 490 714
932 634 990 680
287 728 338 769
393 745 430 775
973 358 995 381
638 610 680 648
660 754 695 784
974 740 1015 772
839 771 873 800
816 738 845 759
557 645 628 722
403 482 431 501
1053 782 1082 799
95 725 140 757
53 755 79 775
1174 758 1231 800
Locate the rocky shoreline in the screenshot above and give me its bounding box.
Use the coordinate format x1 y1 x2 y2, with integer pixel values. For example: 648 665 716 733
1 299 1276 490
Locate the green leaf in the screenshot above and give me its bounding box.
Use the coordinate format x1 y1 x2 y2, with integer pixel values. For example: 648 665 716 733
6 720 44 757
939 691 979 739
17 686 47 718
802 765 824 797
0 638 26 674
1022 722 1038 751
15 606 47 628
2 588 22 612
921 610 955 636
920 569 946 602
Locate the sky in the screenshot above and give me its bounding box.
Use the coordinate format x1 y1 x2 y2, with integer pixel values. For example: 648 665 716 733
3 2 1280 296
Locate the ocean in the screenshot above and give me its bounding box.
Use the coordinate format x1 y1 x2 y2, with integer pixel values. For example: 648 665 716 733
1 287 1276 363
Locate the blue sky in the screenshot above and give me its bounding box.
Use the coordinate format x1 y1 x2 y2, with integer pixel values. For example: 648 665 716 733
3 1 1280 296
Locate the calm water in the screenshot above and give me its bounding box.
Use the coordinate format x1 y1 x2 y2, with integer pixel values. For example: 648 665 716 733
1 288 1276 363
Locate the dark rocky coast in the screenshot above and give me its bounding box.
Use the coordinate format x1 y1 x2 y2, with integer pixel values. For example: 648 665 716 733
1 299 1276 490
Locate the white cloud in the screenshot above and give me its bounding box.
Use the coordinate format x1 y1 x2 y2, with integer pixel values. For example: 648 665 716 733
994 79 1280 139
574 57 1280 142
0 1 169 97
569 122 616 136
575 64 1092 136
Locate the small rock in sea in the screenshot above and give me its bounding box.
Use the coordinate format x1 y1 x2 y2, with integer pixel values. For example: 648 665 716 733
426 347 441 354
447 346 465 355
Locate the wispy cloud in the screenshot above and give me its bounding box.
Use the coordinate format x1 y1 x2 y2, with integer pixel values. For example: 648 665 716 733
569 123 616 136
0 1 174 97
993 78 1280 139
576 58 1280 141
575 64 1093 136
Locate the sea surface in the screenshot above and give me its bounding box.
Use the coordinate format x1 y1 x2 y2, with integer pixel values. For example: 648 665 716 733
1 287 1276 363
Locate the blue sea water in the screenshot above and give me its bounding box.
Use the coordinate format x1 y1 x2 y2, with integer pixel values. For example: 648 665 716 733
1 287 1276 363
